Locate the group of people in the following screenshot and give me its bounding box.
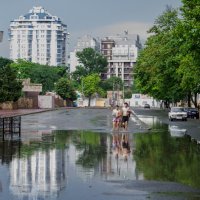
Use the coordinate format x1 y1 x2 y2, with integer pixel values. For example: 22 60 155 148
112 102 133 131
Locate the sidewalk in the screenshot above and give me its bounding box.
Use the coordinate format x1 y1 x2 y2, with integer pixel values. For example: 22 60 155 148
0 109 55 118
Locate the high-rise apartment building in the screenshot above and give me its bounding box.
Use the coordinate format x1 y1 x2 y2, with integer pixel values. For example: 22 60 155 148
9 6 67 66
69 35 100 73
101 32 142 87
101 38 115 61
76 34 100 52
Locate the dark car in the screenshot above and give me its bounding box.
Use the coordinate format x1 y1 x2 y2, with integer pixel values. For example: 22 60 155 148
184 107 199 119
144 104 150 109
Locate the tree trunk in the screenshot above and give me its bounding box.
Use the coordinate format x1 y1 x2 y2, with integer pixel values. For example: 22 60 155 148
191 92 198 108
88 96 91 107
187 92 191 107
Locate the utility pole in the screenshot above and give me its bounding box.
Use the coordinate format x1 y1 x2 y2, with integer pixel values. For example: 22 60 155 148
81 78 84 99
112 82 115 107
123 82 125 103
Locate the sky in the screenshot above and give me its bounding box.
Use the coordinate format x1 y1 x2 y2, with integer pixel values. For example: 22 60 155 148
0 0 182 58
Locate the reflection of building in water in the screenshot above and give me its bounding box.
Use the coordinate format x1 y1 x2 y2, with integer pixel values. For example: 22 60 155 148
66 133 144 181
101 134 144 181
10 148 66 199
68 143 95 181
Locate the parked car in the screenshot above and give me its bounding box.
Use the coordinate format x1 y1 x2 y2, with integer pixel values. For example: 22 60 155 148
168 107 187 121
184 107 199 119
144 104 150 109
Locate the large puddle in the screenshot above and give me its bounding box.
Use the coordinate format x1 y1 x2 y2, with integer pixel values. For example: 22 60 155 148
0 124 200 199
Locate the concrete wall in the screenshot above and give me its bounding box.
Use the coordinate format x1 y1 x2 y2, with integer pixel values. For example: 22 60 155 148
54 98 65 107
17 97 33 109
129 94 161 108
0 101 17 110
96 98 106 107
76 98 107 107
38 96 54 109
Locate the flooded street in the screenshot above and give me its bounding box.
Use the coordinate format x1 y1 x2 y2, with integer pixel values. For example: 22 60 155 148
0 108 200 200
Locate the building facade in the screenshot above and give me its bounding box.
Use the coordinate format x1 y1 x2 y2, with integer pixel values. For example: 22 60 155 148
9 6 67 66
69 35 100 73
101 38 115 61
101 32 142 88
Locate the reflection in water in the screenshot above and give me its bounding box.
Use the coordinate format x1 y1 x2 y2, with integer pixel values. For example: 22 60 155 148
134 130 200 189
0 140 21 165
0 128 200 199
111 132 141 180
168 125 187 138
138 115 163 129
10 149 66 199
0 130 141 200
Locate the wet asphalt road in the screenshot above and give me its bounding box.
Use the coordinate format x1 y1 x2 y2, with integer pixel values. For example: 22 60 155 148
15 108 200 200
133 107 200 141
21 108 148 135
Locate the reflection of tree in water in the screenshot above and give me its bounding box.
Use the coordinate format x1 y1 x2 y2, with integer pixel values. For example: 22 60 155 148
134 130 200 188
0 131 72 165
19 130 71 158
0 140 21 164
72 131 107 168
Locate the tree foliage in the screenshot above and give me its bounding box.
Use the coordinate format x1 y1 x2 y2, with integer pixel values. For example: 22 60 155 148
82 74 104 106
100 76 123 91
72 48 108 83
11 59 68 94
134 3 200 107
55 77 77 101
176 0 200 106
0 57 22 102
135 7 185 104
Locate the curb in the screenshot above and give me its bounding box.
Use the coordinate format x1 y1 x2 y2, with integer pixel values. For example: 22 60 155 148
0 107 110 118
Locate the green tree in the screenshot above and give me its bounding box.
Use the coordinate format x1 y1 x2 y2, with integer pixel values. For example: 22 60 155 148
72 48 108 83
55 77 77 101
100 76 123 91
11 59 69 94
134 7 185 106
82 74 104 106
0 57 22 102
175 0 200 107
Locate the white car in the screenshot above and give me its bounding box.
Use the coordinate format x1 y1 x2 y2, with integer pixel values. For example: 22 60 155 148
168 107 187 121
